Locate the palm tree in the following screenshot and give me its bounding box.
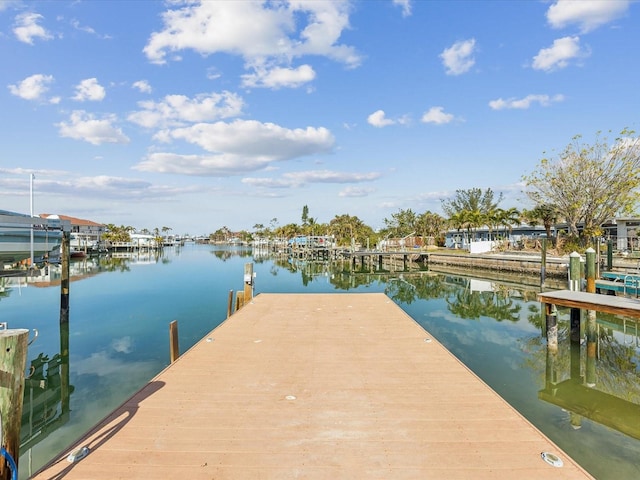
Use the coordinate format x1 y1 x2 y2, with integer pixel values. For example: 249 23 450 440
523 204 559 242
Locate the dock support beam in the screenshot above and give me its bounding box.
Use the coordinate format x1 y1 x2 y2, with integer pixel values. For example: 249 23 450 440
60 231 71 319
169 320 179 363
0 326 29 479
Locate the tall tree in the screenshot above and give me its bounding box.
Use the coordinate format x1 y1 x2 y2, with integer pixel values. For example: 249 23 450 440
383 209 417 238
416 211 446 244
329 214 374 247
524 129 640 238
441 188 503 218
522 204 559 240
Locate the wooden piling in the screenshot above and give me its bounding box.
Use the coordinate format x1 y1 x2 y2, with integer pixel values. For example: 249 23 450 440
227 289 234 318
60 231 71 321
569 251 581 291
169 320 179 363
236 291 245 311
540 238 547 287
243 263 253 302
0 326 29 479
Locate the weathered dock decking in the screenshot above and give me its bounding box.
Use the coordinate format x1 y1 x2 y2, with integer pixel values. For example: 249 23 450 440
538 289 640 318
32 293 591 479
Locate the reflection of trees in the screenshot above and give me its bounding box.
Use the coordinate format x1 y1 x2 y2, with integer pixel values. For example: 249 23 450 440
446 286 521 321
98 256 132 273
211 247 253 261
385 274 451 304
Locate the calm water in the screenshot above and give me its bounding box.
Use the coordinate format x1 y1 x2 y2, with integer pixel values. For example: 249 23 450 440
1 244 639 479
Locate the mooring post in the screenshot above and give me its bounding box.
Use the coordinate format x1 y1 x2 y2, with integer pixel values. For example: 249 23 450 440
243 263 254 302
226 289 234 318
540 238 547 288
0 325 29 479
584 247 597 386
568 251 581 291
607 239 613 271
60 230 71 321
585 248 596 293
236 291 245 311
169 320 179 363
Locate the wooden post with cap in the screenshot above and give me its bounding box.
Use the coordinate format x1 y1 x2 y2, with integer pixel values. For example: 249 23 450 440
0 325 29 480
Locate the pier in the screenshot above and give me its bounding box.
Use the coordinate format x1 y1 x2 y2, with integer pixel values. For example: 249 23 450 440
31 293 591 479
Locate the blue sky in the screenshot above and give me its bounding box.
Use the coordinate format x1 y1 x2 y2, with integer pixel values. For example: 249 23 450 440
1 0 638 235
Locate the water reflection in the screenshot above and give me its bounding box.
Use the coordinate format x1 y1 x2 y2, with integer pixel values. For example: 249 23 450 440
535 310 640 440
9 247 640 479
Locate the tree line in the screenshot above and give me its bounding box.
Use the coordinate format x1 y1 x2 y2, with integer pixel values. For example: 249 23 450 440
109 129 640 253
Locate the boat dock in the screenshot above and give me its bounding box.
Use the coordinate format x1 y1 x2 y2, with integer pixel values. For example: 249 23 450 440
31 293 592 479
538 289 640 318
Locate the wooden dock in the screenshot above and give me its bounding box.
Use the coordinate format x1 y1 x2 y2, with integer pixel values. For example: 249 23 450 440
538 289 640 318
31 293 592 479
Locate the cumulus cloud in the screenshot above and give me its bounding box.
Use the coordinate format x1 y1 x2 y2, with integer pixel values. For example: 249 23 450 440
13 12 52 44
367 110 395 128
132 80 152 93
73 78 106 101
243 170 381 188
421 106 454 125
8 73 53 100
241 64 316 89
488 94 565 110
128 91 244 129
440 38 476 75
532 36 587 71
134 119 334 176
143 1 360 86
338 186 375 197
393 0 412 17
57 110 130 145
546 0 630 33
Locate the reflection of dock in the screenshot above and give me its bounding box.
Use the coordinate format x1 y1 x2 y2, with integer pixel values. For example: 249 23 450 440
33 293 591 479
539 379 640 441
537 289 640 443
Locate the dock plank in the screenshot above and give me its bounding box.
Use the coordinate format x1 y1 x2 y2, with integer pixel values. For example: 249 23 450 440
538 289 640 318
31 293 592 479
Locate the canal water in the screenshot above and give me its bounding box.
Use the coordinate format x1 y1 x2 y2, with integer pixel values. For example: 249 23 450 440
1 244 639 479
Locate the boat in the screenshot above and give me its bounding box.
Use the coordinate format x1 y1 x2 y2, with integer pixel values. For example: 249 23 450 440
0 209 63 265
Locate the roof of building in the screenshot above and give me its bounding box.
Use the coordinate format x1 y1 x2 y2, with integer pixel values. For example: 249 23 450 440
40 214 104 227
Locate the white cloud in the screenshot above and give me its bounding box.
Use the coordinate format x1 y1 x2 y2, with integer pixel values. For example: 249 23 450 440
532 36 586 71
73 78 106 101
393 0 412 17
241 64 316 89
367 110 395 128
421 106 454 125
0 1 20 12
57 110 130 145
132 80 152 93
338 186 375 197
8 73 53 100
13 12 52 44
440 38 476 75
128 91 244 129
488 94 565 110
243 170 381 188
546 0 630 33
143 1 360 80
134 119 334 176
